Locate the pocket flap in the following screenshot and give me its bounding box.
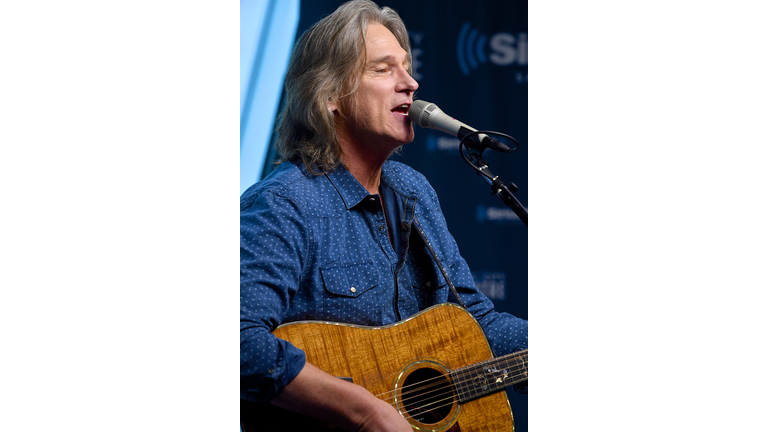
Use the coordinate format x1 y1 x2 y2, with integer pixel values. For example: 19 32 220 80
320 261 378 298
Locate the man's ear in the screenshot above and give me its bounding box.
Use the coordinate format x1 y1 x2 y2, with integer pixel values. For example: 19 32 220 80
327 98 338 114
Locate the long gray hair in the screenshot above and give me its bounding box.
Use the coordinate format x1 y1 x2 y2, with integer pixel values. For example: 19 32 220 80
274 0 412 174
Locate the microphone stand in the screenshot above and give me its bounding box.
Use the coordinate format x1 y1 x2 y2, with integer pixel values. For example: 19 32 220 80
459 131 528 227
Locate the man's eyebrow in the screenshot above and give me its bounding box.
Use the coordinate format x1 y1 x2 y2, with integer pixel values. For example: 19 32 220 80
368 54 395 65
368 54 411 67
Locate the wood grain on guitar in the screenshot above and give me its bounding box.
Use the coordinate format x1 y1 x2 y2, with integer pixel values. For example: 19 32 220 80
241 303 528 432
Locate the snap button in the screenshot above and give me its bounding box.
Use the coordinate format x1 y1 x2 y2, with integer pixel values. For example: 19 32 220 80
378 224 384 231
350 287 356 293
426 282 432 287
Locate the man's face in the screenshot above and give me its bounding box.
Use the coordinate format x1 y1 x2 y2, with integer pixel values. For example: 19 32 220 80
334 23 419 154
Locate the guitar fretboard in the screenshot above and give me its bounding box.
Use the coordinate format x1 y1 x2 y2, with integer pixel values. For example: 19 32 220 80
449 349 528 403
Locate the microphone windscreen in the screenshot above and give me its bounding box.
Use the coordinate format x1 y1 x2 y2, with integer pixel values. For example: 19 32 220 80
408 100 437 128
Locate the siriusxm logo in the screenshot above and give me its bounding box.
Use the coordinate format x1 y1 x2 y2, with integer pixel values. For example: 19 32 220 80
472 271 506 300
476 205 523 224
457 22 528 76
425 134 461 153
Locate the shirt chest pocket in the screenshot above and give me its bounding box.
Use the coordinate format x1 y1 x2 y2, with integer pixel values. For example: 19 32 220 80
406 256 450 310
320 261 380 323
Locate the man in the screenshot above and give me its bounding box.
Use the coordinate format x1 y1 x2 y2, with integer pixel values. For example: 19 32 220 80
240 1 527 431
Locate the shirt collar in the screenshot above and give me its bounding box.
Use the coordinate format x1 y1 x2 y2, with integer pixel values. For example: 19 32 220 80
323 162 421 210
380 161 420 200
323 164 373 210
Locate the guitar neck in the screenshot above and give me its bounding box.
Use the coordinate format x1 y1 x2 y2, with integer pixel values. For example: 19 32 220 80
449 349 528 403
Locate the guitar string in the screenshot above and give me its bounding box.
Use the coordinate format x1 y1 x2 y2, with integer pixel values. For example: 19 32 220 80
397 392 474 423
384 364 528 404
372 349 528 400
390 366 529 424
371 350 528 403
381 368 528 410
374 361 528 408
378 369 527 409
379 375 528 419
374 355 529 407
396 375 525 424
397 395 459 423
394 381 524 424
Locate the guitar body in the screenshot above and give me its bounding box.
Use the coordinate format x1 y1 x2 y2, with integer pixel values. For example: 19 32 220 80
241 303 515 432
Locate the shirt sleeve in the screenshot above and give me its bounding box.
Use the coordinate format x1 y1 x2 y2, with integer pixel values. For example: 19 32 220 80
240 190 311 403
448 257 528 357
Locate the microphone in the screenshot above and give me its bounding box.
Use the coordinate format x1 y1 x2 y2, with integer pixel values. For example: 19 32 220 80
408 100 511 153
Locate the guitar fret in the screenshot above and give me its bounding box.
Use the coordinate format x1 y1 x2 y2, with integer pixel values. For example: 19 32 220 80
471 363 484 398
462 364 479 402
461 366 474 401
462 367 473 401
478 361 491 395
484 358 506 393
513 351 528 383
508 356 519 384
451 350 528 404
451 369 463 402
471 364 482 399
463 368 472 401
452 367 471 403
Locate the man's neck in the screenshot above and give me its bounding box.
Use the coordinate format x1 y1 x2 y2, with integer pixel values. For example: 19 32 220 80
341 153 385 195
338 137 393 195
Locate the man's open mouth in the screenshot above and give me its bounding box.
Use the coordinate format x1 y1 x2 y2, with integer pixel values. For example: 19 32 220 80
392 104 411 115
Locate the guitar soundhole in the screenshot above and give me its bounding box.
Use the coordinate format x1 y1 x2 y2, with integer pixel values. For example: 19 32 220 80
401 367 454 424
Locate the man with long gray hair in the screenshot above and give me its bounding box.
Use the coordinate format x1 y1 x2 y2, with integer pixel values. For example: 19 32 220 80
240 1 527 430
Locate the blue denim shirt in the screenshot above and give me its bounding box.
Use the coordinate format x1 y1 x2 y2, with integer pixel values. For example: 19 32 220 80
240 160 528 403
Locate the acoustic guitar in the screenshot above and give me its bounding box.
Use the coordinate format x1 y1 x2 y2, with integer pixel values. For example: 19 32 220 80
240 303 528 432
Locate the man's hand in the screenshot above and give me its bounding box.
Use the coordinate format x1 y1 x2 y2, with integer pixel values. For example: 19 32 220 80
353 397 413 432
271 362 413 431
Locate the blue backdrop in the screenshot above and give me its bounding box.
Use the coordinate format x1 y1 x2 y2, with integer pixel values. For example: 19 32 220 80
262 0 528 429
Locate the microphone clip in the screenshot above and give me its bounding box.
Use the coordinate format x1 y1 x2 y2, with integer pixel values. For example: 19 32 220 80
459 130 527 226
457 126 516 154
